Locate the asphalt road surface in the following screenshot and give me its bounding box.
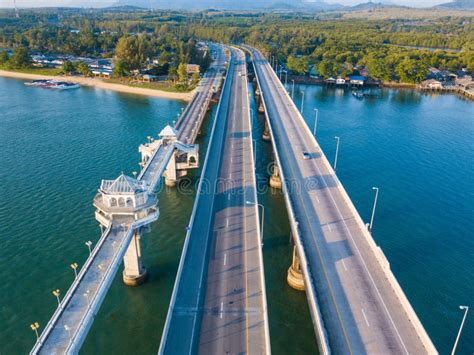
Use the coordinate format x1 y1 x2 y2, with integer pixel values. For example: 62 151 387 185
160 47 269 354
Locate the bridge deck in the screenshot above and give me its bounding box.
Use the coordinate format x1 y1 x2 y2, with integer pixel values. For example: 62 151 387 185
31 44 226 355
249 47 436 354
160 47 269 354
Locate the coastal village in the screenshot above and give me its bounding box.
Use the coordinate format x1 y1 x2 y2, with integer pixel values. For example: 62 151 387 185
0 48 470 100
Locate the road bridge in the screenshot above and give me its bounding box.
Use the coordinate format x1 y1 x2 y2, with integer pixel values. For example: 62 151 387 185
159 47 270 354
247 45 437 354
30 44 228 355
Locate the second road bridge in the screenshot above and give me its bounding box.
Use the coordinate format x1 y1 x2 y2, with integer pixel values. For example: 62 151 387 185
247 45 437 354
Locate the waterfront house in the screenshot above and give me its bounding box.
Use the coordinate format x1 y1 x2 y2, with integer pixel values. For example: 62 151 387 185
140 74 158 82
336 78 346 85
455 76 474 90
420 79 443 89
349 75 366 86
92 69 112 78
325 77 336 84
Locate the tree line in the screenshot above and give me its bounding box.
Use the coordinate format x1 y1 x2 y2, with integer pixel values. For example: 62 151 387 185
0 8 472 84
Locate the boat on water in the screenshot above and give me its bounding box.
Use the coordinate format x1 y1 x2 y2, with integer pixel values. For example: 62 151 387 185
25 80 80 90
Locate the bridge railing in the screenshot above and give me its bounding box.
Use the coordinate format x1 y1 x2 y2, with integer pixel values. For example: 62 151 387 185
258 47 437 354
158 46 232 354
30 222 112 354
245 45 331 355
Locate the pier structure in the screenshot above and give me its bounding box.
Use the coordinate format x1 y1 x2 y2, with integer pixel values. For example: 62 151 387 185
30 44 228 355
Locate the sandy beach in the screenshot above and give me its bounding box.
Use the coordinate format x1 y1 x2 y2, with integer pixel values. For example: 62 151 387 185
0 70 195 101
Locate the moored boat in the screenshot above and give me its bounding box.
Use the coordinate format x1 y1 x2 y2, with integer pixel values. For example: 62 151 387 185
25 80 80 90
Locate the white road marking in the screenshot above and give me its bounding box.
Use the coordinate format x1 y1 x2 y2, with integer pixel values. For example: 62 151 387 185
362 308 370 327
224 253 227 265
226 218 229 228
327 223 332 232
341 259 348 271
220 302 224 319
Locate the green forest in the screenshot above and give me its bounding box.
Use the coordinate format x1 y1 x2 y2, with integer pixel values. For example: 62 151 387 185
0 8 473 84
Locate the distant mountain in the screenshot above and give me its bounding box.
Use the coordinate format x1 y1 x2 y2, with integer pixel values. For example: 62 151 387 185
435 0 474 10
112 0 343 11
349 1 401 11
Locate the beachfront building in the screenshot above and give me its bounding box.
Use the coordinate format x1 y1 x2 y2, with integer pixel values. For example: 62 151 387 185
420 79 444 89
349 75 366 86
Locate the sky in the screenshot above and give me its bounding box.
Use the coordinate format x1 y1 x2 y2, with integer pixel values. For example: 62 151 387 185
0 0 453 8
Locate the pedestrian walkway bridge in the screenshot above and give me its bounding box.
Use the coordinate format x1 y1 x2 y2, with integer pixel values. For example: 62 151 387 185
30 44 228 355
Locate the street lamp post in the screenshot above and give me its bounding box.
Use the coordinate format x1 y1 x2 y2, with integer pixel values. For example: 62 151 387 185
334 136 340 171
313 108 319 137
52 289 61 307
369 187 379 232
284 70 288 86
30 322 40 340
452 305 469 355
246 201 265 245
70 263 78 279
291 80 295 99
85 241 92 256
300 91 305 114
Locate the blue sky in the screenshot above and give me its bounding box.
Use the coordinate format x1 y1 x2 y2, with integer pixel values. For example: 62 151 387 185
4 0 452 8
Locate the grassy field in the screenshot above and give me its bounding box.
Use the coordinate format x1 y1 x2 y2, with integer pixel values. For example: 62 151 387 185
107 78 195 93
0 65 63 76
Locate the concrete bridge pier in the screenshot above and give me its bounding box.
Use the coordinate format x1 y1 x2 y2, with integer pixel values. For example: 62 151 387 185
164 152 178 187
123 230 148 286
262 119 271 141
287 244 305 291
269 162 282 189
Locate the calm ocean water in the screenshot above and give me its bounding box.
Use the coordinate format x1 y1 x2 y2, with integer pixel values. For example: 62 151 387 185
0 77 472 354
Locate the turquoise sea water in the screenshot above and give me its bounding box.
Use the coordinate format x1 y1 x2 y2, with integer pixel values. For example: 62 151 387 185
0 77 472 354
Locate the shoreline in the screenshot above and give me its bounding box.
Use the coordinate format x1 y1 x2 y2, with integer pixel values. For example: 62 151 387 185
0 69 194 101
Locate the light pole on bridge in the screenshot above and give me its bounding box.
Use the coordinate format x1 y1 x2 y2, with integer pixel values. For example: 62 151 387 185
70 262 78 279
313 108 319 137
291 80 295 99
30 322 40 340
369 187 379 232
52 289 61 307
452 305 469 355
300 90 305 115
334 136 340 171
85 240 93 256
